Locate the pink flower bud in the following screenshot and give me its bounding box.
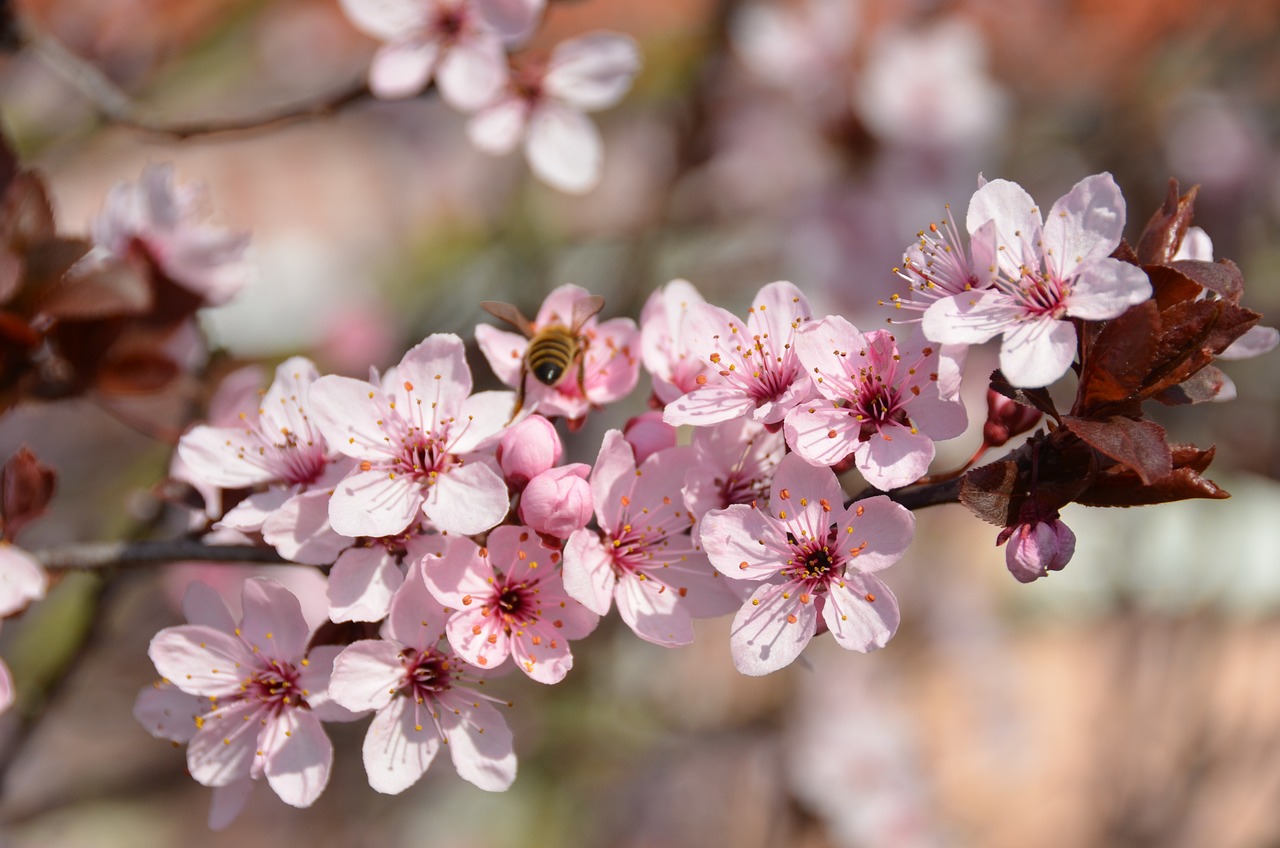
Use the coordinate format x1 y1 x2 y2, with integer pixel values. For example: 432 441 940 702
983 390 1042 448
519 464 592 539
497 415 562 490
623 411 676 464
1000 516 1076 583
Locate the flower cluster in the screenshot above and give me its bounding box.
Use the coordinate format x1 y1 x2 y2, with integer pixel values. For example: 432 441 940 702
338 0 641 193
120 173 1274 825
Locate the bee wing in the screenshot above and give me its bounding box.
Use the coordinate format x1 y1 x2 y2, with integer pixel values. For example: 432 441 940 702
570 295 606 332
480 301 537 338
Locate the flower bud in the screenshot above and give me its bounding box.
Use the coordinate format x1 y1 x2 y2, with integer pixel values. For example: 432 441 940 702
983 390 1042 448
623 411 676 464
999 516 1075 583
519 464 592 539
497 415 562 490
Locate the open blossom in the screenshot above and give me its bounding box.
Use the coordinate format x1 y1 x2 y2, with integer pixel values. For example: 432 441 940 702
91 163 250 306
700 453 915 675
475 284 640 422
327 525 443 623
663 281 817 428
640 278 713 405
466 32 641 193
563 431 739 647
785 319 967 490
423 526 598 683
329 559 517 794
681 417 786 525
146 579 355 811
310 334 512 538
178 356 350 565
922 173 1152 388
339 0 543 107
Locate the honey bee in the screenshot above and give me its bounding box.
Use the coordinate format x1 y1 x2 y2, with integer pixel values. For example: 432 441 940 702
480 295 606 421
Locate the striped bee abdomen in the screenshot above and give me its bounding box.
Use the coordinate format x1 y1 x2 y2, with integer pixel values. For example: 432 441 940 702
527 327 577 385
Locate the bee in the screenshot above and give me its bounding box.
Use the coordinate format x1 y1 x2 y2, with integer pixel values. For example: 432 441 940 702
480 295 606 421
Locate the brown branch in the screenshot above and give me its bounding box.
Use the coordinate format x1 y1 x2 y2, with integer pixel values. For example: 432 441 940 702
849 477 963 511
20 17 375 141
34 539 294 571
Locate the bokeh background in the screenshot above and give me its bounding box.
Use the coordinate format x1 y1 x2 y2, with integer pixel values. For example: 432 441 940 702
1 0 1279 845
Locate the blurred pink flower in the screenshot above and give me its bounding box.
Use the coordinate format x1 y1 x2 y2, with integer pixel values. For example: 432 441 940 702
639 278 712 405
622 410 676 464
91 163 250 306
466 32 641 193
700 454 914 675
0 542 47 618
329 559 517 794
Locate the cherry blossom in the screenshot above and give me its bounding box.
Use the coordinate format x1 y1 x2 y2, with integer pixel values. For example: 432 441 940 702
699 453 914 675
785 319 967 490
329 559 517 794
663 281 817 428
91 163 250 306
327 525 443 623
466 32 641 193
475 284 640 422
921 173 1152 388
639 278 713 405
339 0 543 108
423 526 598 683
563 431 739 647
178 356 350 565
146 579 356 811
681 417 786 525
310 333 512 538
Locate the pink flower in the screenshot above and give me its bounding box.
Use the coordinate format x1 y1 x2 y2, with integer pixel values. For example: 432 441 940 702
466 32 641 193
475 285 640 422
423 526 598 683
662 281 817 428
339 0 543 108
922 173 1152 388
309 334 512 538
563 431 739 647
178 356 351 565
497 413 562 489
639 278 713 405
327 526 443 623
0 542 47 618
91 163 250 306
681 417 786 524
518 464 593 539
699 454 915 675
622 410 676 464
146 579 355 809
329 559 517 794
785 319 967 490
999 512 1076 583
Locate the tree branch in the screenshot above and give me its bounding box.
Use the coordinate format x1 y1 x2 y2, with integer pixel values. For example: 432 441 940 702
849 477 963 511
33 540 293 571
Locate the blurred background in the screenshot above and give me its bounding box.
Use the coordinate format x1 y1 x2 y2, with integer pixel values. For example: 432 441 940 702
1 0 1280 845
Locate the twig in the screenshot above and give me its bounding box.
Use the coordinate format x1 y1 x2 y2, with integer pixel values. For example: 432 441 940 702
849 476 963 511
21 18 374 141
34 539 293 571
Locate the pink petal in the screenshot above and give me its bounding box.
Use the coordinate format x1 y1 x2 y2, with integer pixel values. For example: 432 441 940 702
580 316 641 406
768 452 844 518
187 700 262 787
699 504 780 581
208 778 253 831
299 645 363 723
262 490 350 566
966 178 1041 280
451 391 516 454
562 530 617 615
822 574 899 652
1064 258 1151 321
437 691 516 791
544 32 642 111
999 316 1077 389
363 693 441 794
329 639 405 713
386 558 452 648
748 281 812 354
369 37 440 100
177 425 278 489
466 97 529 158
338 0 423 39
328 546 404 623
447 608 511 671
1043 172 1126 281
148 625 254 697
308 375 398 461
475 0 544 43
239 577 310 662
524 103 602 194
839 496 915 573
615 571 693 647
730 582 817 675
218 488 291 533
588 429 636 533
854 424 935 491
510 620 573 684
396 333 473 409
921 289 1013 346
421 534 490 607
1219 324 1280 360
262 710 333 808
0 543 47 616
784 406 857 468
257 357 322 443
133 681 202 742
422 461 509 535
436 32 508 110
328 467 424 538
0 658 10 716
793 316 867 402
662 386 757 427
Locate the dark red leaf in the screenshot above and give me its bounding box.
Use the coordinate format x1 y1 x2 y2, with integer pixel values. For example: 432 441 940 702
1 446 56 539
1170 259 1244 304
959 460 1022 528
1112 238 1140 266
1075 301 1159 414
1145 265 1202 312
32 253 152 320
1154 365 1228 405
1136 179 1198 265
989 369 1059 419
1061 415 1172 485
1076 467 1229 507
95 350 181 396
0 172 57 249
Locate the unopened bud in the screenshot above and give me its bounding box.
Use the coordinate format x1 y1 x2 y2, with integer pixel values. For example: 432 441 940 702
497 415 562 490
519 464 592 539
983 390 1042 448
998 514 1075 583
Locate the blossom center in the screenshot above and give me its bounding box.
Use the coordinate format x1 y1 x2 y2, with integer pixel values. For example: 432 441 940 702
401 647 454 701
239 659 305 717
